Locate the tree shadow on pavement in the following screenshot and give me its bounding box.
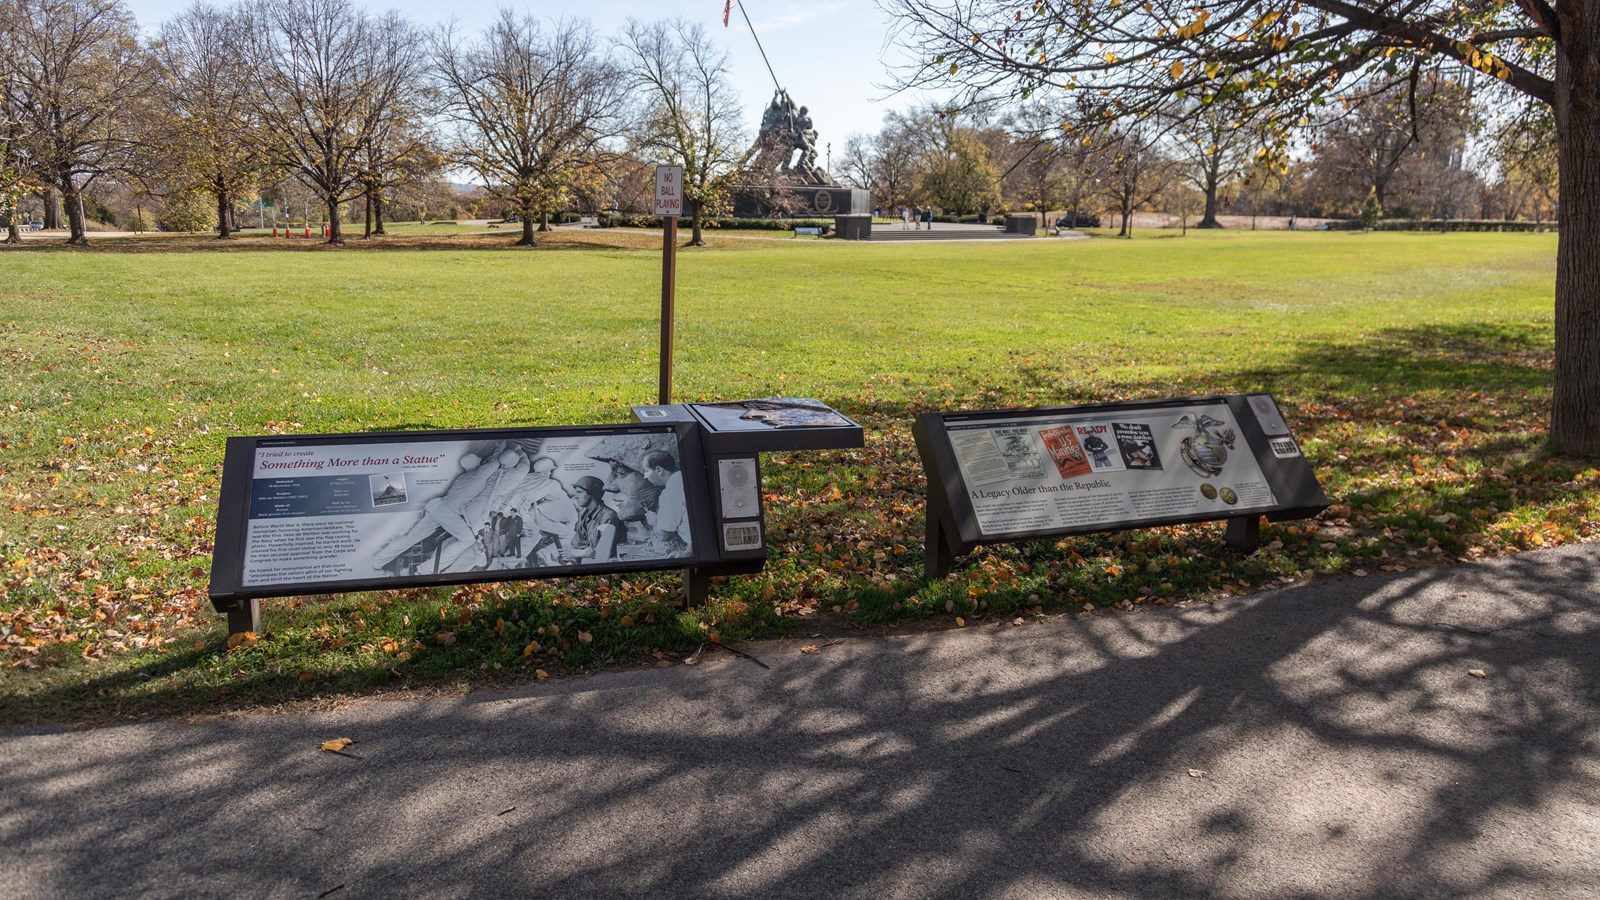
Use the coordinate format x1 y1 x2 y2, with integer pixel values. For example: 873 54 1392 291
3 547 1596 899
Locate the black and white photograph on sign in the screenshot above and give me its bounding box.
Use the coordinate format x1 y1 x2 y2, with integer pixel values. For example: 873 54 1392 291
695 397 854 429
369 473 408 507
240 432 692 589
943 401 1280 537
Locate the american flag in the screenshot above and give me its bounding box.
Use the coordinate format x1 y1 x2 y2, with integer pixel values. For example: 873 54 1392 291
723 0 734 26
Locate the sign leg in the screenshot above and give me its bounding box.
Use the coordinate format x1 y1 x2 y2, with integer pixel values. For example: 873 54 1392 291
1226 515 1262 552
924 507 956 579
683 567 711 607
226 599 260 636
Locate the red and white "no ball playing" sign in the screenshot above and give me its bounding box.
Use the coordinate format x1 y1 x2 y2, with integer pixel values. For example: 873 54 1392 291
653 165 684 217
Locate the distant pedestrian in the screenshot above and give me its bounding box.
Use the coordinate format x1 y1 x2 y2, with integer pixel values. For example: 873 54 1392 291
924 206 934 229
901 206 911 230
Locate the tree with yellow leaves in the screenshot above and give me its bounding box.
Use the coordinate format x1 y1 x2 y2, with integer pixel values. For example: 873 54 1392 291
882 0 1598 455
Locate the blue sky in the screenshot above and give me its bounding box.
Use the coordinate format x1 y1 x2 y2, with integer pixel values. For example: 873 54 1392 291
123 0 942 155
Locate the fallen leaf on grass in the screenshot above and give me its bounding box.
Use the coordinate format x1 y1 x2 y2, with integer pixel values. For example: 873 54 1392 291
320 738 354 753
225 631 257 650
535 669 549 681
1187 769 1207 778
800 645 821 654
1468 668 1487 678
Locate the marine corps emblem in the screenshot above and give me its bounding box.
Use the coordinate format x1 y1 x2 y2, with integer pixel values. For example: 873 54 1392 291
1171 413 1238 478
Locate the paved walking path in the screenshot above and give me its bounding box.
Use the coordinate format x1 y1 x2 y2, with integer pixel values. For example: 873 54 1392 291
4 544 1597 899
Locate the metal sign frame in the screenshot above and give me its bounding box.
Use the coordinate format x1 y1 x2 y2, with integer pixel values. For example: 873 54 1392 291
914 393 1329 577
208 420 740 634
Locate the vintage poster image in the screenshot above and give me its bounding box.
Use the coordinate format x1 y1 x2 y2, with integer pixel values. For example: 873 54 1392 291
1114 422 1162 470
241 430 692 589
993 427 1045 477
1073 423 1125 472
1039 425 1092 479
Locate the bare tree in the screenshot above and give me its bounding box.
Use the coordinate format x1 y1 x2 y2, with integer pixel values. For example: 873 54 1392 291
842 112 929 214
434 12 626 246
615 18 745 246
1304 75 1473 216
352 11 431 238
999 103 1077 230
242 0 421 244
357 122 440 237
150 2 264 238
4 0 146 245
1 0 37 244
1165 98 1257 228
1103 124 1172 238
1488 109 1557 224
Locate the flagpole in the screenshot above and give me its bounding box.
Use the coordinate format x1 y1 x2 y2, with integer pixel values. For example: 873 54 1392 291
729 1 782 92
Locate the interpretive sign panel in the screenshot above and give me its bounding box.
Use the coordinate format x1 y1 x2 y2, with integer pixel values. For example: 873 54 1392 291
210 422 709 607
915 394 1327 576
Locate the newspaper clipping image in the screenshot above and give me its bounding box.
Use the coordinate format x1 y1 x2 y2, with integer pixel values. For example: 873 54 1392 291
241 430 692 589
946 401 1279 537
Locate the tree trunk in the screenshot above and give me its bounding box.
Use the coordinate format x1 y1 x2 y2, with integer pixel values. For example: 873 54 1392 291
1198 177 1222 228
373 191 386 235
1551 35 1600 456
4 222 20 244
62 178 88 246
325 195 344 244
689 207 705 246
364 189 373 238
216 187 233 239
517 202 536 245
538 210 551 233
43 188 59 230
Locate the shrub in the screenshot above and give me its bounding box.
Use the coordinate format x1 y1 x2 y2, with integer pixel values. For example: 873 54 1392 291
1359 190 1383 229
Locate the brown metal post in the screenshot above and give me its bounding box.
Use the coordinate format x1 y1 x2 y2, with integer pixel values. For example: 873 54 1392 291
659 216 678 405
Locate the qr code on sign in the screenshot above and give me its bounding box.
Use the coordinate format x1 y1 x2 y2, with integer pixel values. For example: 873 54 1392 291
1270 438 1301 458
723 523 762 551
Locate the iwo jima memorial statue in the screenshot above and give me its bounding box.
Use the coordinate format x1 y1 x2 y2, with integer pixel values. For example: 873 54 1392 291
730 89 869 220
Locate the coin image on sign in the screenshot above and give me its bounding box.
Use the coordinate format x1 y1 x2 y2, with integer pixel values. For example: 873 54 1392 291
1219 487 1239 505
1199 483 1218 500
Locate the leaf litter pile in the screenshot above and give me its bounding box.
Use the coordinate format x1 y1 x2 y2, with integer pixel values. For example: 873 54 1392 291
2 316 1598 720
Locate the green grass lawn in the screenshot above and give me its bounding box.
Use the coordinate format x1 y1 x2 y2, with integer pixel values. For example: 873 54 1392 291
2 228 1594 723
